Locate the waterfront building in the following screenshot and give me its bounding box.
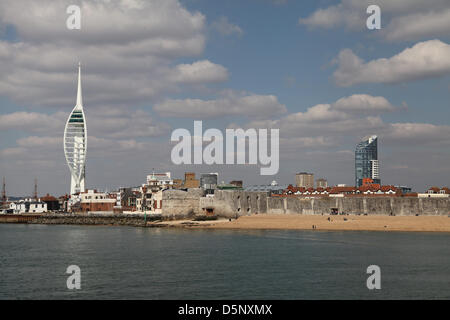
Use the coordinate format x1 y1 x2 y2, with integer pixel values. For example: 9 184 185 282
77 190 116 213
200 173 218 195
296 172 314 188
217 183 243 190
395 186 412 194
41 194 60 211
283 184 401 197
134 172 174 214
283 185 330 196
64 63 87 195
58 195 70 212
245 183 287 195
146 172 173 187
316 178 328 188
9 199 47 214
355 135 380 187
418 187 450 198
173 179 183 189
418 193 449 198
117 188 138 211
230 180 243 188
136 185 164 214
183 172 200 188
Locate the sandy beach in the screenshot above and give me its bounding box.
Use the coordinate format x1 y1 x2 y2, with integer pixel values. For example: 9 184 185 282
199 214 450 233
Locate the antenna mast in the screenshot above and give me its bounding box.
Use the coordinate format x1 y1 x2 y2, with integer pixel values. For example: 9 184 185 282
1 177 6 205
34 178 38 200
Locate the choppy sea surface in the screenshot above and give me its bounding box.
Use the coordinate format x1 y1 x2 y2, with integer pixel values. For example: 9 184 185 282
0 224 448 299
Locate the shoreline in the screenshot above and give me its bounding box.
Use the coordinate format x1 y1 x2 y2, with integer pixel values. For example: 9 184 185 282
201 214 450 233
1 213 450 233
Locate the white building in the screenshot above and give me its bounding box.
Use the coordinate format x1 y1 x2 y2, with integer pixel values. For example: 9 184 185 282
418 187 450 198
370 160 380 180
146 172 173 187
9 199 47 214
418 193 449 198
135 172 172 214
78 190 116 212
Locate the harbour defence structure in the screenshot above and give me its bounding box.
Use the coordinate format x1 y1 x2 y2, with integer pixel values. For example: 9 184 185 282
161 190 450 219
2 190 448 225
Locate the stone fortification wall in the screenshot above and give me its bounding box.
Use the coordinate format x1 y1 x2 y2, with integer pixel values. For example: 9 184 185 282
205 191 450 216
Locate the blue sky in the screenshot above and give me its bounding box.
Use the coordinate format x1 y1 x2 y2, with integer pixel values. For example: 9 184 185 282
0 0 449 195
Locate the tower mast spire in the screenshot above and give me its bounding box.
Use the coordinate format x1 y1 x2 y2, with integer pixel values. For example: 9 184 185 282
75 62 83 109
64 63 87 196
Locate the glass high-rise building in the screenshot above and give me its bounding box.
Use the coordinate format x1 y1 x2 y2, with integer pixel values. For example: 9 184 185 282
355 135 380 187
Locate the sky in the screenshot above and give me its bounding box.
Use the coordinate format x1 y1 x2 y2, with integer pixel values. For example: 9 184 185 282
0 0 449 196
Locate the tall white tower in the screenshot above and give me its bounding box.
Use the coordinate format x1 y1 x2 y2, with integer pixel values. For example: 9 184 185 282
64 63 87 195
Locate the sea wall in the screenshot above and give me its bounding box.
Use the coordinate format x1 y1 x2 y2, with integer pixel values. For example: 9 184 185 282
204 191 450 216
26 213 160 226
199 191 269 218
162 188 204 219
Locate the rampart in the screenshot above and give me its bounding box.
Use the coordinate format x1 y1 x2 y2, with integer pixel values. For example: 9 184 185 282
201 191 450 216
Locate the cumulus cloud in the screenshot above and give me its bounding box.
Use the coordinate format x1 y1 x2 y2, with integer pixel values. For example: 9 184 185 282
245 94 395 140
332 94 397 113
0 0 229 108
87 108 171 139
333 40 450 86
299 0 450 41
171 60 229 84
383 9 450 42
0 111 66 133
16 136 61 148
242 93 450 160
153 92 287 119
383 122 450 146
0 107 171 139
299 3 363 30
0 0 205 45
211 16 243 37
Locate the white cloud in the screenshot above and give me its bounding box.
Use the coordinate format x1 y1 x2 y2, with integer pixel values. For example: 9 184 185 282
383 122 450 145
383 9 450 42
332 94 396 113
0 0 229 108
0 0 206 45
171 60 229 84
211 16 243 37
87 108 171 139
0 108 171 139
333 40 450 86
299 0 450 41
245 94 393 140
154 92 287 119
243 93 450 153
16 136 61 148
0 111 66 133
299 3 363 30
